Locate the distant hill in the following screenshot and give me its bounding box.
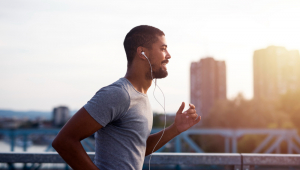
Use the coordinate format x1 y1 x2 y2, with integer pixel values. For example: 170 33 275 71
0 109 78 120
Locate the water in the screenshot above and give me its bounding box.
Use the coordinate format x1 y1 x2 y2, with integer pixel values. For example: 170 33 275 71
0 140 69 170
0 140 48 152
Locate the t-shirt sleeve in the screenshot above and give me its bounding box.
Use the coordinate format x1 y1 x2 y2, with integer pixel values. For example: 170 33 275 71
83 85 130 127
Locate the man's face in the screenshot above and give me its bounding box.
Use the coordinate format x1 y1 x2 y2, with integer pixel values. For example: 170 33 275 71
148 35 171 79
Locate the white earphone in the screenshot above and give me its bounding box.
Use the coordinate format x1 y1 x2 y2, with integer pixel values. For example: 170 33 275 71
141 51 147 59
141 51 153 80
141 51 167 170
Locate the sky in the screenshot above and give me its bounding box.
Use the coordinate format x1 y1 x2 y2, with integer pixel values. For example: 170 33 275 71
1 0 300 113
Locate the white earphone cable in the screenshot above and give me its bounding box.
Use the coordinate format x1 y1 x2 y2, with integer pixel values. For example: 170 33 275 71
142 52 167 170
149 79 166 170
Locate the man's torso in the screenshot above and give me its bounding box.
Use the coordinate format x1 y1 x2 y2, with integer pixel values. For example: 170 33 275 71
84 78 153 170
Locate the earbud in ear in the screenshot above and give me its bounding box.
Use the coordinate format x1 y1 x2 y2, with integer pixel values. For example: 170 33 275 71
141 51 153 77
141 51 148 59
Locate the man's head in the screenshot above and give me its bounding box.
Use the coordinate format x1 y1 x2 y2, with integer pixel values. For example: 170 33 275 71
124 25 171 79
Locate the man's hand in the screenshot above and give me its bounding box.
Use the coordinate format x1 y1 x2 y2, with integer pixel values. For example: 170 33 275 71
174 102 201 134
145 102 201 155
52 107 101 170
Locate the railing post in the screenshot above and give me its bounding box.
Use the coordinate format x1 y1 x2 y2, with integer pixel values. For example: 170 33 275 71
22 163 28 170
242 165 250 170
234 165 241 170
175 136 181 153
23 134 28 151
225 136 230 153
10 129 15 152
287 132 293 154
8 163 15 170
234 164 252 170
232 131 237 153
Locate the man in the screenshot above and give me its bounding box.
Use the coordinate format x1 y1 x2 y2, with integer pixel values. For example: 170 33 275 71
52 25 201 170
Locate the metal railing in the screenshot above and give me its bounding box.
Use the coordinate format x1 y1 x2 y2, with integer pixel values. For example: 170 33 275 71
0 129 94 152
1 152 300 170
2 128 300 153
152 128 300 153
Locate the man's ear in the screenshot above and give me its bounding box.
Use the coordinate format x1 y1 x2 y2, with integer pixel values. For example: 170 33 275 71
137 46 148 60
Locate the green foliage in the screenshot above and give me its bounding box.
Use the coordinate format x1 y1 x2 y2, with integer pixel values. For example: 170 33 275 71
19 121 39 129
152 91 300 153
201 93 295 129
196 92 299 153
191 135 225 153
152 112 173 128
278 89 300 130
238 135 266 153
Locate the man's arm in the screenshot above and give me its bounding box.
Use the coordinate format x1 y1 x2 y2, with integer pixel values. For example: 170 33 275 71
145 123 179 156
145 102 201 156
52 107 102 170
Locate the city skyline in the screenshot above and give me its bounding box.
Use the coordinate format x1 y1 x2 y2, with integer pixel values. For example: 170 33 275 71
254 46 300 99
1 0 300 113
190 57 226 118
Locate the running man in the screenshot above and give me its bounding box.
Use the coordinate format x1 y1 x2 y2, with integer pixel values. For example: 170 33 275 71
52 25 201 170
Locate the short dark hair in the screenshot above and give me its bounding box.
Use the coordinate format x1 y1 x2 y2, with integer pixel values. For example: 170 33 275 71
123 25 165 67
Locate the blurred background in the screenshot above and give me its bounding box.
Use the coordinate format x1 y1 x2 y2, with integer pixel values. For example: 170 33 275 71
1 0 300 169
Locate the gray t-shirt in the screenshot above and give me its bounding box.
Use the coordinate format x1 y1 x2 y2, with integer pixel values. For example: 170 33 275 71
84 78 153 170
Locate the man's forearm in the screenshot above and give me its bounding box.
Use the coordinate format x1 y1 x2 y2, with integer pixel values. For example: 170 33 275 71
52 137 99 170
145 123 180 156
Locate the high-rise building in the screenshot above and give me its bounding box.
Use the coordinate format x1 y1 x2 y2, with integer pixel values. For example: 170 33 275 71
53 106 70 127
253 46 300 99
190 57 227 118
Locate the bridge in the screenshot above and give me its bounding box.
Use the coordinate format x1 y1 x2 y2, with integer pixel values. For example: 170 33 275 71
1 128 300 169
1 128 300 153
1 152 300 170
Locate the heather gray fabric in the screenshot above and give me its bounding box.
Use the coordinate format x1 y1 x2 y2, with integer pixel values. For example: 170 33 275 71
84 78 153 170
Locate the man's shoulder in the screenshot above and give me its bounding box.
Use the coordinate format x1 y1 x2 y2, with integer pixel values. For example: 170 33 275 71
96 78 130 101
84 78 131 127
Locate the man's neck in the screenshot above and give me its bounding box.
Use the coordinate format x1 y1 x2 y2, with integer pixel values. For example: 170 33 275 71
124 69 152 94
